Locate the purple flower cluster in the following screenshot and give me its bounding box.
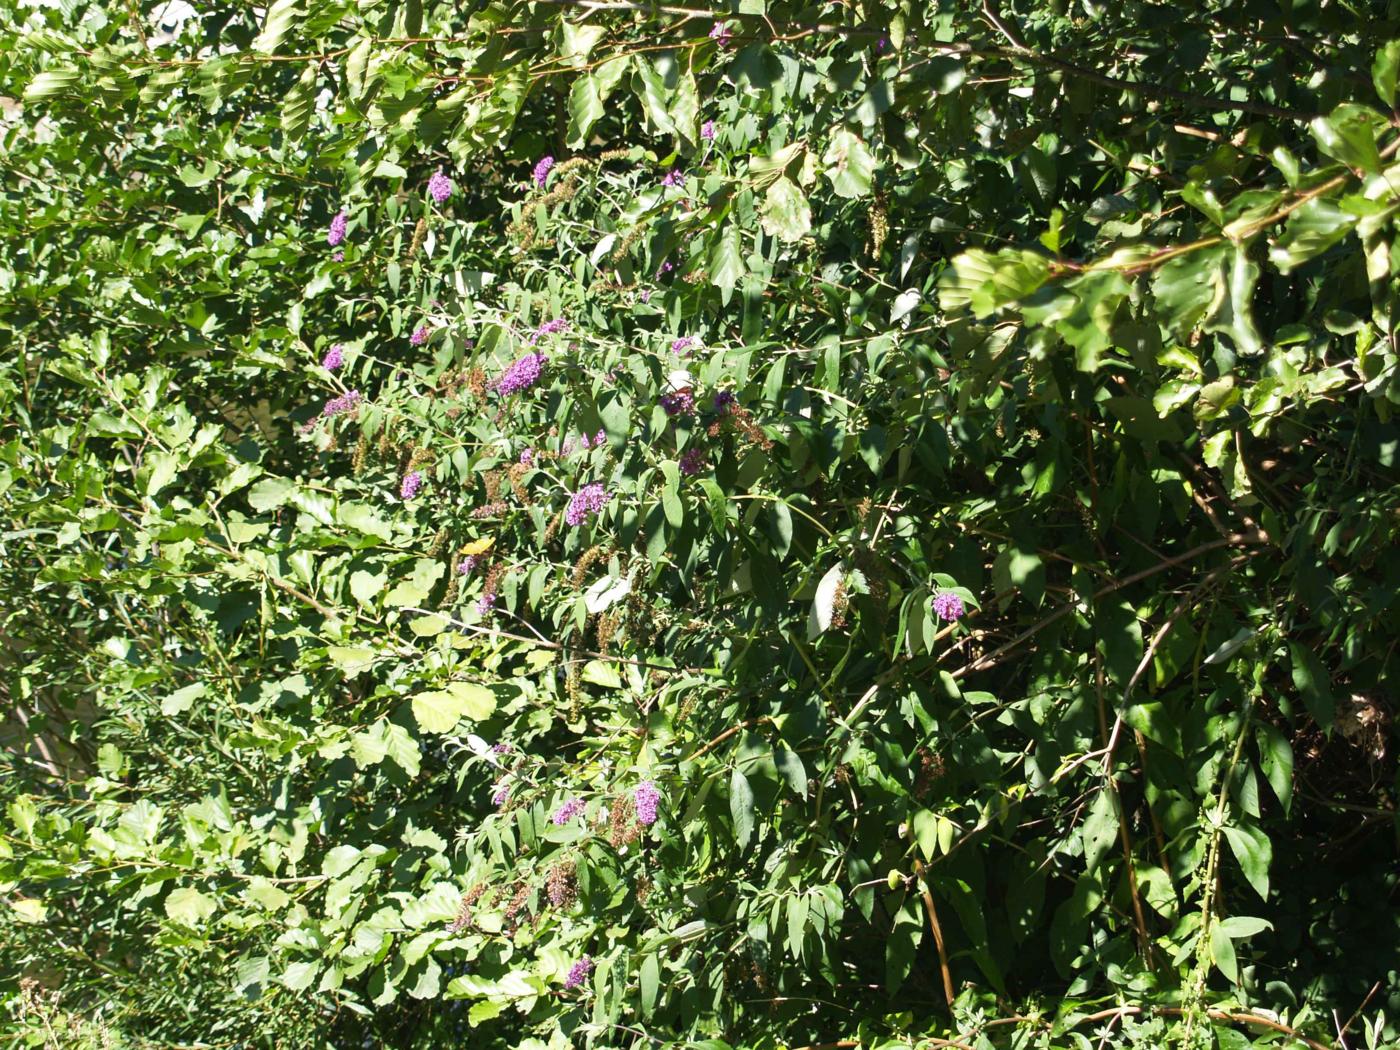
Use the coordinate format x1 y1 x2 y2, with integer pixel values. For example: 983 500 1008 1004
660 389 696 417
660 169 684 188
492 742 511 755
562 430 608 456
333 249 344 261
410 325 431 347
564 956 592 990
327 210 347 247
532 155 555 188
520 448 535 465
428 168 453 204
528 317 571 344
458 555 480 575
709 21 731 45
932 591 965 622
679 447 707 476
322 344 344 370
634 780 661 825
552 798 585 825
322 390 361 417
495 352 547 395
400 471 424 501
491 780 510 807
714 390 736 412
475 591 497 616
670 337 695 356
565 483 611 527
701 119 717 141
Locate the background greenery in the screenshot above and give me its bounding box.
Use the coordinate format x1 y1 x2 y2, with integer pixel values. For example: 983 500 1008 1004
2 1 1398 1047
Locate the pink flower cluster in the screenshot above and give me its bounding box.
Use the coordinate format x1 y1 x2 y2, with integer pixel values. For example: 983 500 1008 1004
565 483 611 527
660 389 696 417
932 591 965 621
552 798 585 825
495 352 547 395
322 390 361 417
528 317 571 344
428 168 453 204
634 780 661 825
327 210 347 247
679 447 707 476
564 956 592 990
562 430 608 455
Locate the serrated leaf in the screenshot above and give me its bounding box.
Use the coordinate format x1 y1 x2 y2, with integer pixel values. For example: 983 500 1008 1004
823 127 877 198
412 682 497 734
253 0 300 55
760 177 812 243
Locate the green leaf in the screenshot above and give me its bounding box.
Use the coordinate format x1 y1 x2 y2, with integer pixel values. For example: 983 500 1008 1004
710 226 745 294
1153 244 1227 339
1289 642 1335 729
281 64 317 141
639 954 660 1017
1203 246 1263 356
384 559 445 608
1310 103 1386 174
730 766 755 850
160 683 206 717
253 0 301 55
1269 198 1358 273
939 248 1051 318
412 682 497 734
1095 599 1143 686
1209 921 1239 983
760 177 812 244
582 660 622 688
164 886 217 926
1255 723 1294 814
1373 40 1400 108
1222 822 1272 899
24 68 82 101
822 127 877 198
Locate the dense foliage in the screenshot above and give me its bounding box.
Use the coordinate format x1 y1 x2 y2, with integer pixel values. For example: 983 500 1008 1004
3 1 1399 1047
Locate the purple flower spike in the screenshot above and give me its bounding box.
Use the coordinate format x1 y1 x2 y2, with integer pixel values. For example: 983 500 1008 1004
332 249 344 261
492 780 510 807
660 389 696 417
634 780 661 825
322 390 361 417
475 591 497 616
552 798 585 825
400 471 424 501
661 169 684 188
322 344 344 370
520 447 535 466
495 352 547 395
564 956 593 990
327 210 347 247
458 555 480 575
932 591 965 622
410 325 431 347
679 447 707 476
594 429 606 447
709 21 731 45
428 168 453 204
533 155 555 188
528 317 571 344
565 483 611 527
713 390 736 412
701 119 717 141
